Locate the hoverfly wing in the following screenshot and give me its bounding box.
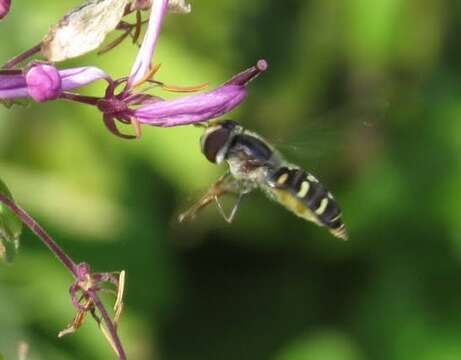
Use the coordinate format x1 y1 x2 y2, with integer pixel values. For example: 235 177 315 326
263 166 348 240
270 101 386 165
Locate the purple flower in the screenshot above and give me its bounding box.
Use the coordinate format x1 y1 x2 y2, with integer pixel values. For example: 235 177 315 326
12 0 265 139
105 0 265 135
133 85 247 126
0 0 10 20
126 0 190 88
25 64 62 102
127 0 169 88
0 64 110 103
92 59 268 138
132 60 268 126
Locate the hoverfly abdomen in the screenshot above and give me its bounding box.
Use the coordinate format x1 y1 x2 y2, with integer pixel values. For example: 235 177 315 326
268 166 348 240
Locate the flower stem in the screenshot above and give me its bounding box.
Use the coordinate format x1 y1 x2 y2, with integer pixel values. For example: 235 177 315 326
2 44 42 69
60 92 100 106
0 194 128 359
90 290 128 360
0 193 78 276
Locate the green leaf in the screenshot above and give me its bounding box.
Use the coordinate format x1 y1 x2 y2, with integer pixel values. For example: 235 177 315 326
0 178 23 263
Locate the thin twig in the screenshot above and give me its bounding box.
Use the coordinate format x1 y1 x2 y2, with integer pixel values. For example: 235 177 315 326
0 194 127 359
90 290 127 360
59 92 100 106
0 194 78 276
2 44 42 69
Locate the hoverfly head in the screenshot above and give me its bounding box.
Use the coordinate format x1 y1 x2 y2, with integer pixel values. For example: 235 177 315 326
200 120 240 164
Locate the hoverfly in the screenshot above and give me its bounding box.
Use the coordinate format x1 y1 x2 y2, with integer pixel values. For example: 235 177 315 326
179 120 348 240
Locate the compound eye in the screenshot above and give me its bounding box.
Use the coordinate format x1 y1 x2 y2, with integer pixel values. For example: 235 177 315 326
201 126 233 163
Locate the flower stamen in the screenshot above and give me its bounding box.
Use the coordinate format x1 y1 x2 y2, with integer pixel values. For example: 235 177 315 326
159 81 209 93
131 117 143 138
133 62 162 89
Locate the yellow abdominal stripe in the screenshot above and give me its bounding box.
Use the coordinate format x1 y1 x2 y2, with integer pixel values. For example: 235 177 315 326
296 181 310 198
315 198 329 215
307 174 318 183
271 188 321 225
276 172 289 186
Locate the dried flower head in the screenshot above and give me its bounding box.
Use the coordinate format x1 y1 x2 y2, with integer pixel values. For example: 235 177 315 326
41 0 129 62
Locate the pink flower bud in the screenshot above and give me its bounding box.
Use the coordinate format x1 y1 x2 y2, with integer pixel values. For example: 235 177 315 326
25 64 62 103
0 0 11 20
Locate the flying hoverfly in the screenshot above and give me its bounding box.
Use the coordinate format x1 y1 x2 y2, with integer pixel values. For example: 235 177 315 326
179 120 348 240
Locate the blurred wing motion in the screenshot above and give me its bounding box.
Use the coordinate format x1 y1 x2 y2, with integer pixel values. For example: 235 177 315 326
180 120 348 240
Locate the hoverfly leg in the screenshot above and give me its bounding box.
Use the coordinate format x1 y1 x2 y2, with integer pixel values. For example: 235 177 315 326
178 172 244 223
177 191 216 223
178 173 229 222
214 192 245 224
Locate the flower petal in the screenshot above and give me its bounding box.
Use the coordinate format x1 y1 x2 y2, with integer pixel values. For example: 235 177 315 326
0 0 11 20
127 0 168 88
132 60 268 127
0 73 28 99
25 63 62 102
60 67 110 90
133 84 247 127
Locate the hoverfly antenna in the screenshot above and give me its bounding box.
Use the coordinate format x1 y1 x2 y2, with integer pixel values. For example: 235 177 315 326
219 119 240 129
192 122 208 128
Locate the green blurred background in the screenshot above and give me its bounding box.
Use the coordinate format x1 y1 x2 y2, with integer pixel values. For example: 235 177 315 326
1 0 461 359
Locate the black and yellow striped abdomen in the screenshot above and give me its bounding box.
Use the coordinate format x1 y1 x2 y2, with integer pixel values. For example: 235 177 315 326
266 167 348 240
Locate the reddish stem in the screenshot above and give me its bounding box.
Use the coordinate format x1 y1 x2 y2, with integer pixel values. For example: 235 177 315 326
2 44 42 70
0 194 128 359
0 193 78 276
59 92 100 106
90 290 127 360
